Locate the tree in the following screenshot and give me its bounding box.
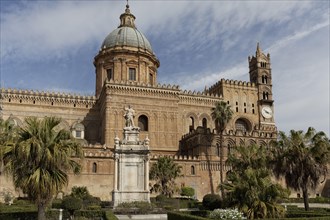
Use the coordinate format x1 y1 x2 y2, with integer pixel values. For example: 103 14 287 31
0 118 18 174
211 101 233 198
180 186 195 198
271 127 330 211
149 156 182 197
223 145 288 219
62 196 83 219
2 116 83 220
71 186 90 200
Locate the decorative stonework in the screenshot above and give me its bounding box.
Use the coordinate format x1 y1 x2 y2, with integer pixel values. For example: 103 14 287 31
1 88 96 108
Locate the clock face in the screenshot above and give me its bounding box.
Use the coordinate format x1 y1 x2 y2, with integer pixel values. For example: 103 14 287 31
261 106 273 119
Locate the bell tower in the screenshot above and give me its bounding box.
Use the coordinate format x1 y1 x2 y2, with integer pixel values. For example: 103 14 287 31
248 43 275 127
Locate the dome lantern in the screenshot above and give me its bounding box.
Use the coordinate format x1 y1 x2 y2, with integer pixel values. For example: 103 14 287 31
119 3 136 28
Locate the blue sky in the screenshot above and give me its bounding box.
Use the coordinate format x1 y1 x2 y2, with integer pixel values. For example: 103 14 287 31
1 0 329 136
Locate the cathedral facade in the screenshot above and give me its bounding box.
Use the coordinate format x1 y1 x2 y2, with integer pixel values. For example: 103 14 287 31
2 4 324 202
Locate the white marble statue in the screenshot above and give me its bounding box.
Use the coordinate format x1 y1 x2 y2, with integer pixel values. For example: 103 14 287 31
124 105 135 127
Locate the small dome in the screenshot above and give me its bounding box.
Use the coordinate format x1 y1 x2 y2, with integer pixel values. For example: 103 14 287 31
101 26 153 53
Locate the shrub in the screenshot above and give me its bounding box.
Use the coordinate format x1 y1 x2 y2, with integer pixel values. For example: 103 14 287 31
202 194 222 210
209 208 243 219
181 186 195 198
156 194 167 202
71 186 90 200
62 196 83 216
51 199 63 209
82 195 101 208
75 209 104 218
168 211 209 220
104 210 119 220
115 201 154 214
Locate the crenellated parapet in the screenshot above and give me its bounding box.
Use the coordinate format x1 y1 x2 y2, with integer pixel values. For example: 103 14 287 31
1 88 96 108
207 78 257 96
150 154 199 161
104 81 180 99
106 79 180 90
179 88 223 106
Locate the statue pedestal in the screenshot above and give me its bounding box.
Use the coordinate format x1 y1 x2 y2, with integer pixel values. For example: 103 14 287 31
112 126 150 207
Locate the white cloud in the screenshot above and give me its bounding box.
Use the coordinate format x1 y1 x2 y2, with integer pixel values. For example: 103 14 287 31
0 1 328 136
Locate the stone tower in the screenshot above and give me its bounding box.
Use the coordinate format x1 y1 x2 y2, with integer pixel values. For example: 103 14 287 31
248 43 275 128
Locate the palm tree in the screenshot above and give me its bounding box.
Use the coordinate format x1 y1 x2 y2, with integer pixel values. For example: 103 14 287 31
223 145 288 219
2 117 83 220
211 101 233 198
0 118 18 173
149 156 182 197
271 127 330 211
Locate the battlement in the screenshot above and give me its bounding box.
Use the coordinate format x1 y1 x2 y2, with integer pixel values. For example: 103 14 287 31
1 88 96 108
150 154 199 161
106 79 180 90
208 78 256 92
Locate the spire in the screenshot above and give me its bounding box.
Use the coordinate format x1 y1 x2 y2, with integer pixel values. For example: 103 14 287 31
119 0 136 28
256 42 262 56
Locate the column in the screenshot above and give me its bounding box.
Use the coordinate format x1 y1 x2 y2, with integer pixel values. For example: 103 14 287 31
144 156 149 191
114 154 118 191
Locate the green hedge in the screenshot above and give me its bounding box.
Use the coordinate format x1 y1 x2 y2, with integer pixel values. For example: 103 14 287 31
0 210 37 220
268 217 330 220
286 207 330 218
168 211 209 220
73 209 104 219
104 210 119 220
151 197 199 210
280 197 330 204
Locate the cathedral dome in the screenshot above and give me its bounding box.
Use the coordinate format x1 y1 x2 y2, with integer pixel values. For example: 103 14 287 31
101 4 153 53
101 26 153 53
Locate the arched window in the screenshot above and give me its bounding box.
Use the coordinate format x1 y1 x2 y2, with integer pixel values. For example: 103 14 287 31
202 118 207 128
138 115 148 131
227 144 232 155
235 119 249 132
92 162 97 173
263 92 269 100
129 68 136 81
107 69 113 80
191 166 195 175
189 117 194 132
149 73 153 85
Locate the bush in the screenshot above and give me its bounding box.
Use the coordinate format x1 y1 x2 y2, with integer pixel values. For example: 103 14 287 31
156 194 167 202
82 195 101 208
51 199 63 209
13 197 34 206
75 209 104 219
0 211 37 220
62 196 83 216
115 201 155 214
71 186 90 200
202 194 222 210
209 208 243 219
168 211 209 220
181 186 195 198
104 210 119 220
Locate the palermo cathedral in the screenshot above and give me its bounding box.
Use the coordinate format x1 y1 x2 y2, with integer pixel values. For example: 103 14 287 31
1 4 327 202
